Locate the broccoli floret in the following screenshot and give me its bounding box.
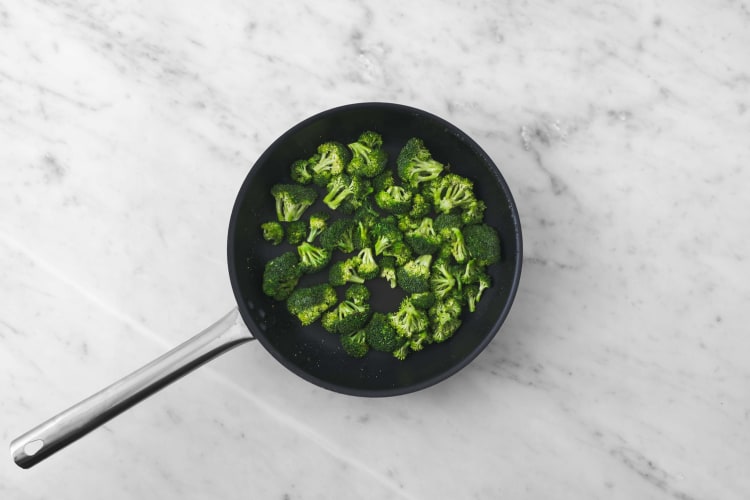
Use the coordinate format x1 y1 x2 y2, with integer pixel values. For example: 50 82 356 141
297 241 332 274
286 283 337 326
261 221 284 245
396 138 445 188
429 297 463 342
346 131 387 178
311 142 351 187
323 173 360 210
397 214 420 233
365 312 400 352
341 329 369 358
262 251 303 301
409 192 432 219
455 259 488 288
375 185 412 214
371 217 403 256
433 212 464 240
290 158 314 185
356 247 379 280
393 339 411 361
319 218 356 254
306 212 329 243
345 283 371 304
444 227 469 264
378 255 398 288
409 331 432 352
465 274 490 313
352 200 380 229
286 220 307 245
389 297 429 338
432 317 461 343
432 173 476 214
329 257 365 286
410 291 436 310
372 169 395 193
461 199 486 225
271 184 318 222
383 241 413 266
396 254 433 294
464 223 502 266
352 220 371 250
321 299 371 335
404 217 441 255
430 258 457 300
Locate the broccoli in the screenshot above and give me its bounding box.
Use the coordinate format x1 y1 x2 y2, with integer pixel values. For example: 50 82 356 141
345 283 371 304
365 313 400 352
442 227 468 264
429 298 463 342
461 199 486 225
432 317 461 343
321 298 371 335
372 169 395 193
352 200 379 229
374 185 412 214
404 217 441 255
455 259 487 287
430 258 457 300
433 212 464 240
396 254 433 294
410 291 436 310
396 214 420 233
270 184 318 222
409 331 432 352
371 217 403 256
393 340 411 361
352 220 371 250
290 158 314 185
286 283 337 326
341 329 369 358
346 131 387 178
378 255 398 288
297 241 332 274
465 274 490 313
356 247 379 279
306 212 329 243
323 173 361 210
432 173 476 214
261 221 284 245
262 251 303 301
464 223 502 266
320 218 356 254
389 296 429 338
396 138 445 187
409 192 432 219
311 142 351 187
383 241 413 266
286 220 307 245
329 257 365 286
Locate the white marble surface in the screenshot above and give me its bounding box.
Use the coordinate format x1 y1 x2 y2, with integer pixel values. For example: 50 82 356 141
2 0 749 498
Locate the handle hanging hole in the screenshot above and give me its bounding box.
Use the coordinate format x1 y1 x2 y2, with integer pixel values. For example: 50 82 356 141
24 440 44 456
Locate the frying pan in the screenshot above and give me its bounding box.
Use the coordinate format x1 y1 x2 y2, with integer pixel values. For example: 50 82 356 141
10 102 522 469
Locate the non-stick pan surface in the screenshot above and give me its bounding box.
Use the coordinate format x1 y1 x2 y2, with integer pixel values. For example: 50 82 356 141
228 102 522 396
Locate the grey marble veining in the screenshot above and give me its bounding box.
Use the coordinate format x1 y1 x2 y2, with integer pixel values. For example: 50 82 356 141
2 1 749 499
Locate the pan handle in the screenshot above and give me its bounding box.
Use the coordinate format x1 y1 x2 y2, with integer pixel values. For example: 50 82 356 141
10 307 253 469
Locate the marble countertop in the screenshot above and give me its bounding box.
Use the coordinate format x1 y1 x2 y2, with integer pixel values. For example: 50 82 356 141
2 1 748 498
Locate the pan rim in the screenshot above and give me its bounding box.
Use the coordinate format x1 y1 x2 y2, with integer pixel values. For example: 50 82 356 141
227 101 523 397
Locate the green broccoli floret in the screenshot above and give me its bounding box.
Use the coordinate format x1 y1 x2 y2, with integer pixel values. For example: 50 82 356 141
356 247 379 280
339 177 373 214
352 200 380 229
306 212 329 243
444 227 469 264
410 291 436 310
429 298 463 342
465 273 491 312
372 169 395 193
346 131 387 178
389 297 429 338
396 138 445 188
271 184 318 222
329 257 365 286
352 220 371 250
378 255 398 288
409 192 432 219
455 259 487 287
464 223 502 266
433 212 464 240
290 158 314 185
432 317 461 343
297 241 332 274
430 258 457 300
311 142 351 187
319 218 356 254
409 331 432 352
393 339 411 361
461 199 486 225
261 221 284 245
262 251 303 301
341 329 369 358
371 217 403 256
396 254 433 294
365 312 400 352
345 283 371 304
383 241 413 266
404 217 441 255
286 220 307 245
323 173 360 210
286 283 337 326
432 173 476 214
374 185 412 214
321 299 371 335
397 214 420 233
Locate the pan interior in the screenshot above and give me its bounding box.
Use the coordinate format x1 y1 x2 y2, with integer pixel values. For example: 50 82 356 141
228 103 522 396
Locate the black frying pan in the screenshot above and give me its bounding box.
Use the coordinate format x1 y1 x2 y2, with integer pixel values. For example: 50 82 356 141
11 102 522 469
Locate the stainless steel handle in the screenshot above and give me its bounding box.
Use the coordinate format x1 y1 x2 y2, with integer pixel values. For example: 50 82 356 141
10 308 254 469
